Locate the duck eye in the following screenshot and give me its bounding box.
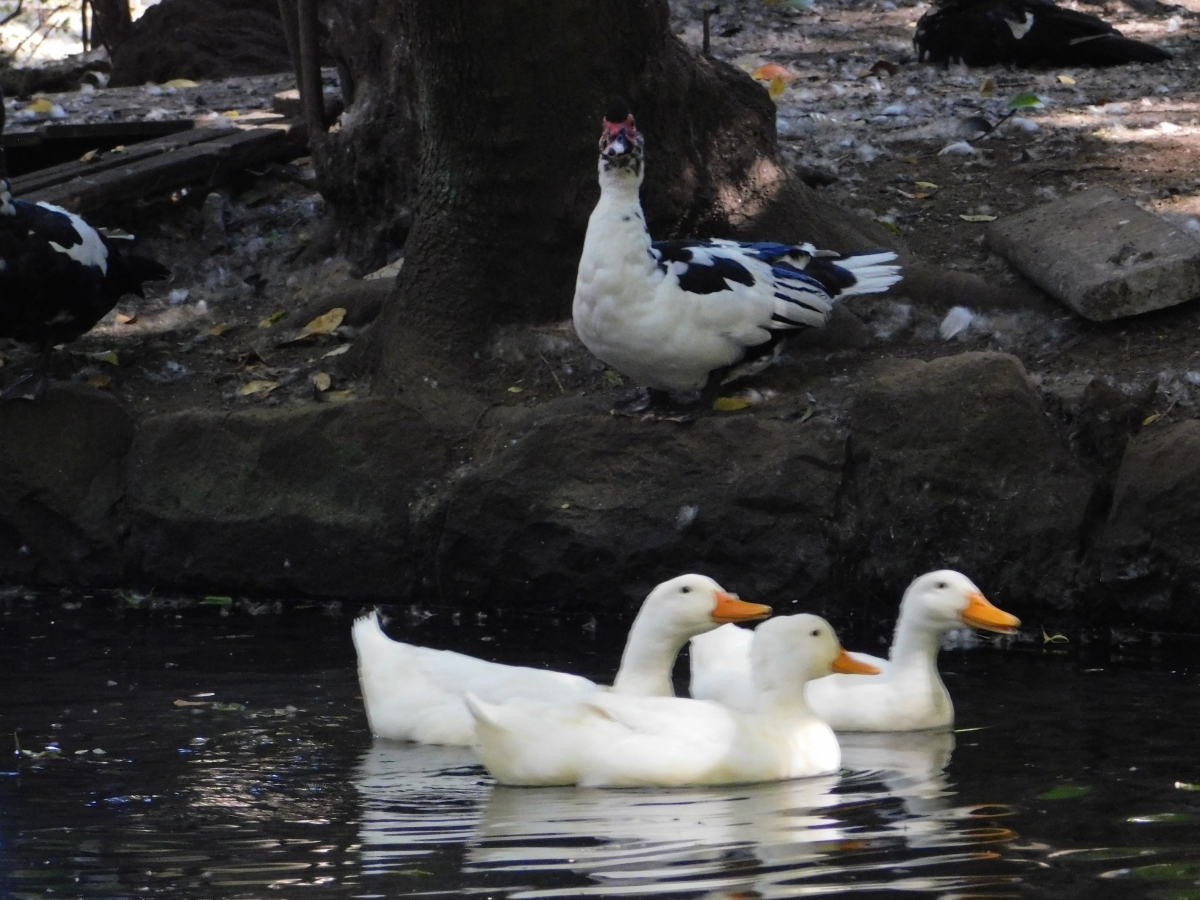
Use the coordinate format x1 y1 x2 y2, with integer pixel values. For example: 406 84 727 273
811 629 821 637
937 582 948 589
680 586 691 594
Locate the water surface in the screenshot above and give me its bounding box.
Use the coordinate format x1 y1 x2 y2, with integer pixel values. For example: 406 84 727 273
1 593 1199 899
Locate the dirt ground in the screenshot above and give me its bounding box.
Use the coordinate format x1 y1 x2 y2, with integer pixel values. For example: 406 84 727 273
5 0 1200 427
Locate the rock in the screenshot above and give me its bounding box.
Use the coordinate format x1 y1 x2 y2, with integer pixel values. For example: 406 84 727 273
109 0 294 86
1091 420 1200 625
123 398 468 599
842 352 1094 614
987 187 1200 322
413 402 847 617
0 386 132 584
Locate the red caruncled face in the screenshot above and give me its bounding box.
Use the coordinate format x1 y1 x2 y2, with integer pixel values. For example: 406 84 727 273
598 113 643 170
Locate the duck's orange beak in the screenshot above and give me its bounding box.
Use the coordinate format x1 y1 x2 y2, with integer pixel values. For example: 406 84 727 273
710 591 772 624
832 648 880 675
961 591 1021 634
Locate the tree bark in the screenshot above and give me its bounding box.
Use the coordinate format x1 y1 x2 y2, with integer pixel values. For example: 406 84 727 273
89 0 132 53
318 0 906 393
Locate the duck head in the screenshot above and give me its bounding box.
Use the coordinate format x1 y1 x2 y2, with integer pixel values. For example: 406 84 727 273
597 99 645 184
899 570 1020 635
639 574 771 633
752 614 880 695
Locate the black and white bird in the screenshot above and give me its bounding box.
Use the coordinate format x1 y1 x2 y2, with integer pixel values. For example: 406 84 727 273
572 102 902 402
0 91 169 399
914 0 1172 67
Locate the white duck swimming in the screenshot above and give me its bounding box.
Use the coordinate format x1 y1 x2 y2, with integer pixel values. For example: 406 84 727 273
465 613 879 788
352 574 770 745
689 570 1019 732
572 100 902 400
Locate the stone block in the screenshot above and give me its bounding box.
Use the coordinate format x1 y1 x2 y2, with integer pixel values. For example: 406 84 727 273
844 352 1093 611
986 187 1200 321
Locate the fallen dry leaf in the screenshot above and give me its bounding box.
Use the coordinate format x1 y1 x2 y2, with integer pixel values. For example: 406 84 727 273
322 344 350 359
79 149 99 163
87 373 113 388
767 75 788 99
979 76 996 97
163 78 200 88
1143 412 1162 426
915 181 939 190
172 699 208 707
312 371 331 392
258 311 285 329
115 313 137 325
25 97 54 113
751 62 798 82
90 350 120 366
1057 74 1076 85
869 59 900 77
240 379 280 397
209 323 233 337
960 214 997 222
508 385 525 393
323 390 355 402
713 396 750 412
300 307 346 337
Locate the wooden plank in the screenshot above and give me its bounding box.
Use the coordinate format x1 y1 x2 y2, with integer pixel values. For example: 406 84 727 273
9 126 233 196
23 124 306 212
1 119 195 150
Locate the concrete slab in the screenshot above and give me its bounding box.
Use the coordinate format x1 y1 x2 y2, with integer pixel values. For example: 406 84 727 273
986 187 1200 321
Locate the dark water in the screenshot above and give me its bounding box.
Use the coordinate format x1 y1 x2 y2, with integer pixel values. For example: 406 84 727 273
2 594 1200 900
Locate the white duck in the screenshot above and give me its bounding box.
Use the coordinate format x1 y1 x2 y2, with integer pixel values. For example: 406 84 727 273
465 613 879 788
352 574 770 745
572 100 903 400
689 570 1020 732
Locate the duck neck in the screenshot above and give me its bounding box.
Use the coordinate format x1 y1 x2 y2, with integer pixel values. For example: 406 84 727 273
585 171 652 255
610 612 689 696
889 617 946 677
759 679 821 719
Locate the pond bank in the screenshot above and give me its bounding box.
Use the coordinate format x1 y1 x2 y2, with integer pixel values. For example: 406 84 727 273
1 350 1196 631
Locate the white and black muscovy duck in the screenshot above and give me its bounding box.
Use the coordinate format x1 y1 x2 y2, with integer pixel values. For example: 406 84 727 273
914 0 1172 67
572 100 902 405
0 88 169 400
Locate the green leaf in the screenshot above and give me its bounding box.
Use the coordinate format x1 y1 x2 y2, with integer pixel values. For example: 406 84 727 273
604 369 624 387
1038 784 1092 800
203 595 234 606
1130 863 1200 881
1010 92 1044 109
1175 781 1200 791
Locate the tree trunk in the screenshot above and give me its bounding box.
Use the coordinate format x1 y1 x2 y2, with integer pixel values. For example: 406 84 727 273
316 0 962 394
90 0 132 53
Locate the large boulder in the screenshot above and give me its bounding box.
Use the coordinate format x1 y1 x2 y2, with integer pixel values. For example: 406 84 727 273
0 386 132 584
122 398 468 599
841 352 1094 616
1091 420 1200 626
412 400 847 617
110 0 291 86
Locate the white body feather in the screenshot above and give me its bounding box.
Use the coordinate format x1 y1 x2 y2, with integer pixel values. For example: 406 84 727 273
467 614 848 788
691 571 1015 732
572 136 901 393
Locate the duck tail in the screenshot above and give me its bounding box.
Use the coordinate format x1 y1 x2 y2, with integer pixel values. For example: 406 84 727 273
819 251 904 297
464 692 502 730
1064 32 1172 65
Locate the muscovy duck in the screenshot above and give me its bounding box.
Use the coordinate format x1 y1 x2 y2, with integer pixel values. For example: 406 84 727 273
914 0 1172 67
0 88 169 399
572 101 902 401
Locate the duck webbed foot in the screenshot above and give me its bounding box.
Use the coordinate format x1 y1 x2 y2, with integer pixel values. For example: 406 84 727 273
610 386 698 422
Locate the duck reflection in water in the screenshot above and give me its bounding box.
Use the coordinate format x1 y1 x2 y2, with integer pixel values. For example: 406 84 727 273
352 729 1013 895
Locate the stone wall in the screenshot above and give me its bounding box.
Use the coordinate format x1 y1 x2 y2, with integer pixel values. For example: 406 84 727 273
2 352 1193 630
